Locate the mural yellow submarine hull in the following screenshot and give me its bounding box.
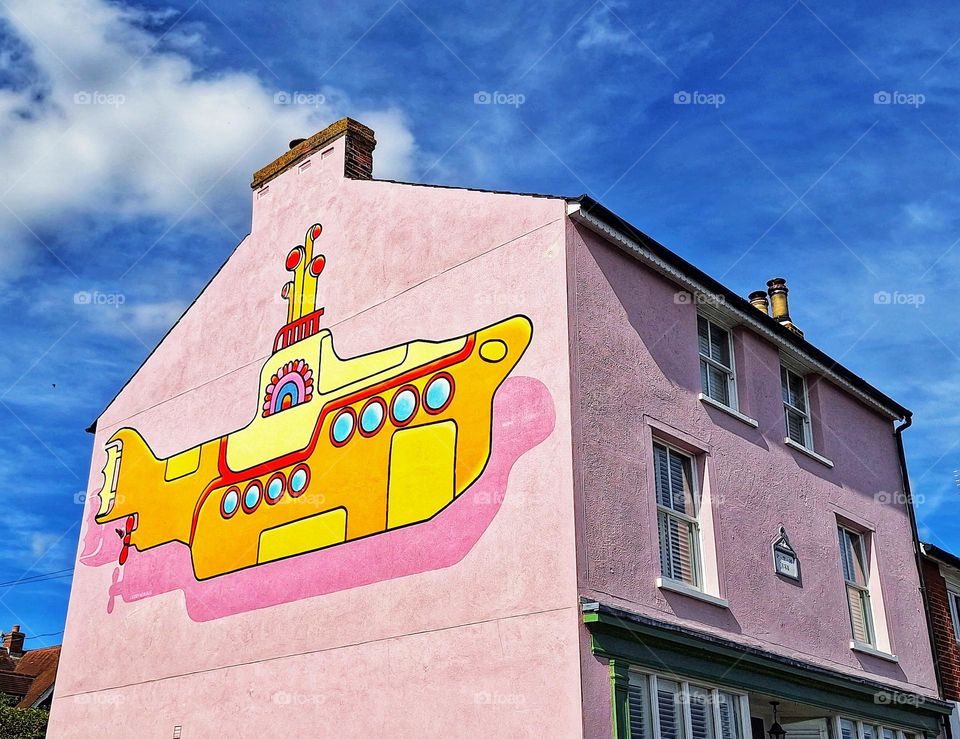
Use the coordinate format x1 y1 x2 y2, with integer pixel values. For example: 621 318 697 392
93 223 533 581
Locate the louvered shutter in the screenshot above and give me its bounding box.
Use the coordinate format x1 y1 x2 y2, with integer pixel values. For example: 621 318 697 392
654 444 672 508
786 409 806 444
697 316 711 357
688 687 713 739
626 675 652 739
709 323 731 367
656 680 685 739
846 585 870 643
716 692 740 739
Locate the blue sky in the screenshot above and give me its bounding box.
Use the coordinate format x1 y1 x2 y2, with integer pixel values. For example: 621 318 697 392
1 0 958 644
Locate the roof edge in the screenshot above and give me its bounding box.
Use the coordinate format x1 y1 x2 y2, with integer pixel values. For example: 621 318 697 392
922 542 960 571
568 195 910 421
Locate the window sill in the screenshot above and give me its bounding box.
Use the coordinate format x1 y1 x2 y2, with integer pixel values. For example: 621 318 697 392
698 394 759 428
656 577 729 608
784 437 834 468
850 640 899 663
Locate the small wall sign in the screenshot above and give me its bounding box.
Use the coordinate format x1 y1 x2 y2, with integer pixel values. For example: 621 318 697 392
772 526 801 583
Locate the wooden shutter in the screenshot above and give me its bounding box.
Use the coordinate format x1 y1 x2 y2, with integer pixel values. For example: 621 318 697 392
656 680 685 739
626 675 652 739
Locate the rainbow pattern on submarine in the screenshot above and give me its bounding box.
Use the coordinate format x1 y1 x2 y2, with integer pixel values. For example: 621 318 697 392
94 223 533 580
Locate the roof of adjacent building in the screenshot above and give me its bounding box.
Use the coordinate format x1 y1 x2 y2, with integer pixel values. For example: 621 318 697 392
0 646 60 708
0 670 33 698
922 542 960 571
14 645 59 708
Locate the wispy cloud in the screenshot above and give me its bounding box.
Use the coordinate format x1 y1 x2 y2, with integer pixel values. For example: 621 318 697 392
0 0 418 282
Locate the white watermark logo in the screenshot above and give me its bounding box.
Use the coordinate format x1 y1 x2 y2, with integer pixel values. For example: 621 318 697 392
74 290 126 307
474 691 526 706
873 290 925 308
273 91 326 107
272 691 325 706
674 291 726 307
874 490 923 505
74 91 125 107
873 91 925 108
674 90 725 108
874 690 924 706
474 91 526 108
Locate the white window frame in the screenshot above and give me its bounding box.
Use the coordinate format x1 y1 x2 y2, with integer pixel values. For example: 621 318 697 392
781 364 812 449
697 314 739 411
947 586 960 643
832 715 919 739
654 440 704 591
627 668 751 739
838 526 876 647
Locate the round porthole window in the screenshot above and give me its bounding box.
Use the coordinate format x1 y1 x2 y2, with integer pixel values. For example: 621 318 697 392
242 481 262 513
266 473 285 504
390 386 418 426
221 487 240 518
289 465 310 497
330 408 356 446
359 398 386 436
424 374 454 414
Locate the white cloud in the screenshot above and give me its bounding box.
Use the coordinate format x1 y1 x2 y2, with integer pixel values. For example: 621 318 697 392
0 0 417 279
126 299 189 336
576 8 636 52
0 508 73 571
363 108 416 181
905 202 944 228
30 532 59 559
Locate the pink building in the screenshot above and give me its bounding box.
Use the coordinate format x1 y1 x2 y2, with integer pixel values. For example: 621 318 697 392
51 118 949 737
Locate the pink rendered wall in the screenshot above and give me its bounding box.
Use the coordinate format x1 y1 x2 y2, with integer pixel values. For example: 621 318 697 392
567 223 938 736
49 137 584 737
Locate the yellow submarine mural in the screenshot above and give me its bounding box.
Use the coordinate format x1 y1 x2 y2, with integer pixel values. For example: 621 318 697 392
94 223 533 581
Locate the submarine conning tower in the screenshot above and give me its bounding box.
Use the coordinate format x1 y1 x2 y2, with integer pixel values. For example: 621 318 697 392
274 223 326 353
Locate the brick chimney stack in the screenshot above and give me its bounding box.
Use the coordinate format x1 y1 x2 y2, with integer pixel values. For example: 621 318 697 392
251 118 377 190
4 625 25 658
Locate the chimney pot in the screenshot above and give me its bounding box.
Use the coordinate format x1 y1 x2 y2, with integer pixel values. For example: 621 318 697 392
748 290 770 315
766 277 803 337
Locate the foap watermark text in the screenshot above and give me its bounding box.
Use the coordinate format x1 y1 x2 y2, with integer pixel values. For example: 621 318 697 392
674 90 725 108
474 91 525 108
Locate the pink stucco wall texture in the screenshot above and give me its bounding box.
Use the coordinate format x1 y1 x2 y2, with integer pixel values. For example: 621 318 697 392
567 222 938 736
49 135 585 737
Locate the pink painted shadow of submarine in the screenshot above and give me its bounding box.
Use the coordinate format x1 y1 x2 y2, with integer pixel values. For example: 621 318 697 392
79 376 555 622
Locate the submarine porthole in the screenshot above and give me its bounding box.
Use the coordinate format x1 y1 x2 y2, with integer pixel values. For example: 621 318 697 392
221 487 240 518
242 481 263 513
479 339 508 362
424 373 454 414
359 398 386 436
289 465 310 496
330 408 356 446
390 386 418 426
266 473 285 504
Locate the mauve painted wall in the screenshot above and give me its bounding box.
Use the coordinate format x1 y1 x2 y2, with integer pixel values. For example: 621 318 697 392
567 223 938 736
49 138 584 737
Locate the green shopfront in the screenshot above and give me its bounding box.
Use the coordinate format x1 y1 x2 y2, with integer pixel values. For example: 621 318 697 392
584 603 950 739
